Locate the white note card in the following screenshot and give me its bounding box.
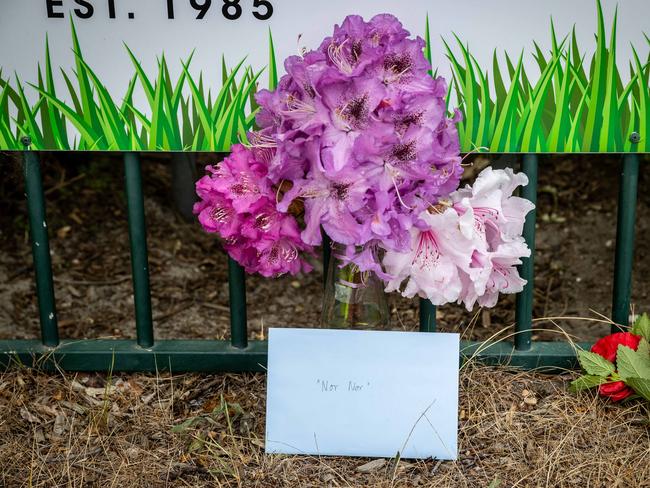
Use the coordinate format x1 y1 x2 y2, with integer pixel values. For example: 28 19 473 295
265 328 459 460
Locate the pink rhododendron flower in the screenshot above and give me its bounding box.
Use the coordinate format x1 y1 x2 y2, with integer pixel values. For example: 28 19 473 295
453 167 535 246
194 144 313 278
383 208 474 304
450 167 535 310
458 242 530 310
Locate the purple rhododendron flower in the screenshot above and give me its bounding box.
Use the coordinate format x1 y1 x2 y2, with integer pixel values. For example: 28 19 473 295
253 14 464 261
195 14 534 309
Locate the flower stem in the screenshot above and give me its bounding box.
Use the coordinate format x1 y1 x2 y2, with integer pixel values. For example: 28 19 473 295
340 264 353 324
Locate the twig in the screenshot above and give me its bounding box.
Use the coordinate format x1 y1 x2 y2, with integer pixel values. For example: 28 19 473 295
44 173 86 196
153 301 194 323
7 266 32 282
53 276 131 286
198 302 231 312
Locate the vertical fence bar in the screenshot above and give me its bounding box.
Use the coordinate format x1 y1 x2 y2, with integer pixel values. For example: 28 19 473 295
514 154 538 351
24 150 59 347
124 153 154 348
228 258 248 348
611 154 639 332
419 299 437 332
322 231 332 288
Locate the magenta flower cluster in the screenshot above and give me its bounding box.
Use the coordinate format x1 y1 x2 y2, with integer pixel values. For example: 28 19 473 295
195 14 534 309
194 145 312 277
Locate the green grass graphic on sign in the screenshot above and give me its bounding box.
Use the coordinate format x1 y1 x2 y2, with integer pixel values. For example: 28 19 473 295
442 1 648 152
0 19 273 152
0 0 647 152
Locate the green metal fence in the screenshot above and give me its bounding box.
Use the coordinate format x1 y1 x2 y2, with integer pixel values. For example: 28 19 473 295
0 150 641 373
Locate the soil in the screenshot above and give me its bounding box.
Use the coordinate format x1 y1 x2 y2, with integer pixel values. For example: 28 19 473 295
1 152 649 343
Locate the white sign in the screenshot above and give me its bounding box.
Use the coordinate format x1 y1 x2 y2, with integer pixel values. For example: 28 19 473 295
1 0 645 98
265 328 460 459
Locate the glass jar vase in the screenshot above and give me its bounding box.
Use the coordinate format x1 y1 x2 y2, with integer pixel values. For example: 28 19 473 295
320 244 390 329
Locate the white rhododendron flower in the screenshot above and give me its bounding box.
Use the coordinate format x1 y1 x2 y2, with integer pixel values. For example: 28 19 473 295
383 167 535 310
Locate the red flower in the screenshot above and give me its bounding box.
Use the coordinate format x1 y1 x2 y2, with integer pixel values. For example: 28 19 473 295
598 381 634 402
591 332 641 363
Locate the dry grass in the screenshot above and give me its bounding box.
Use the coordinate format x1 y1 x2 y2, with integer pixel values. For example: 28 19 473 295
0 363 648 488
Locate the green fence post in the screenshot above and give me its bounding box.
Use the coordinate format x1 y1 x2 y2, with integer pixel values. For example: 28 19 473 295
515 154 538 351
124 153 154 348
419 299 437 332
611 154 639 332
23 149 59 347
228 258 248 349
322 231 332 288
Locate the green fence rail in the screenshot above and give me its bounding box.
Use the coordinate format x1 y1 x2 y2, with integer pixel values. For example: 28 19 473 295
0 151 641 373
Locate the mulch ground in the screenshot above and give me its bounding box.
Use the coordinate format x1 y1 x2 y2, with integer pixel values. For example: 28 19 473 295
0 365 648 487
1 153 650 487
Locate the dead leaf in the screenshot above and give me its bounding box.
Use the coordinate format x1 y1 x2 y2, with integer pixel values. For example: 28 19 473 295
357 458 386 473
395 461 415 471
505 404 517 425
142 392 156 404
481 310 491 328
321 472 336 483
525 441 538 462
250 438 265 449
20 407 40 423
68 211 83 225
84 386 115 399
33 403 58 417
430 460 443 475
53 414 66 437
34 428 46 443
60 400 86 415
523 396 538 406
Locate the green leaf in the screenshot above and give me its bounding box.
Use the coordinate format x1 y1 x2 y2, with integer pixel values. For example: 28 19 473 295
183 65 215 150
30 83 105 149
491 51 505 100
577 349 615 377
617 345 650 380
268 29 278 90
490 51 523 152
14 75 45 149
171 417 199 433
424 15 433 75
124 43 155 106
43 36 69 149
632 313 650 341
520 51 562 151
625 377 650 401
69 18 102 137
637 338 649 358
597 5 622 151
569 374 606 393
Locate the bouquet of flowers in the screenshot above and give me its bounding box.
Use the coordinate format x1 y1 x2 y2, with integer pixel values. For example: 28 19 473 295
195 14 534 313
571 314 650 403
